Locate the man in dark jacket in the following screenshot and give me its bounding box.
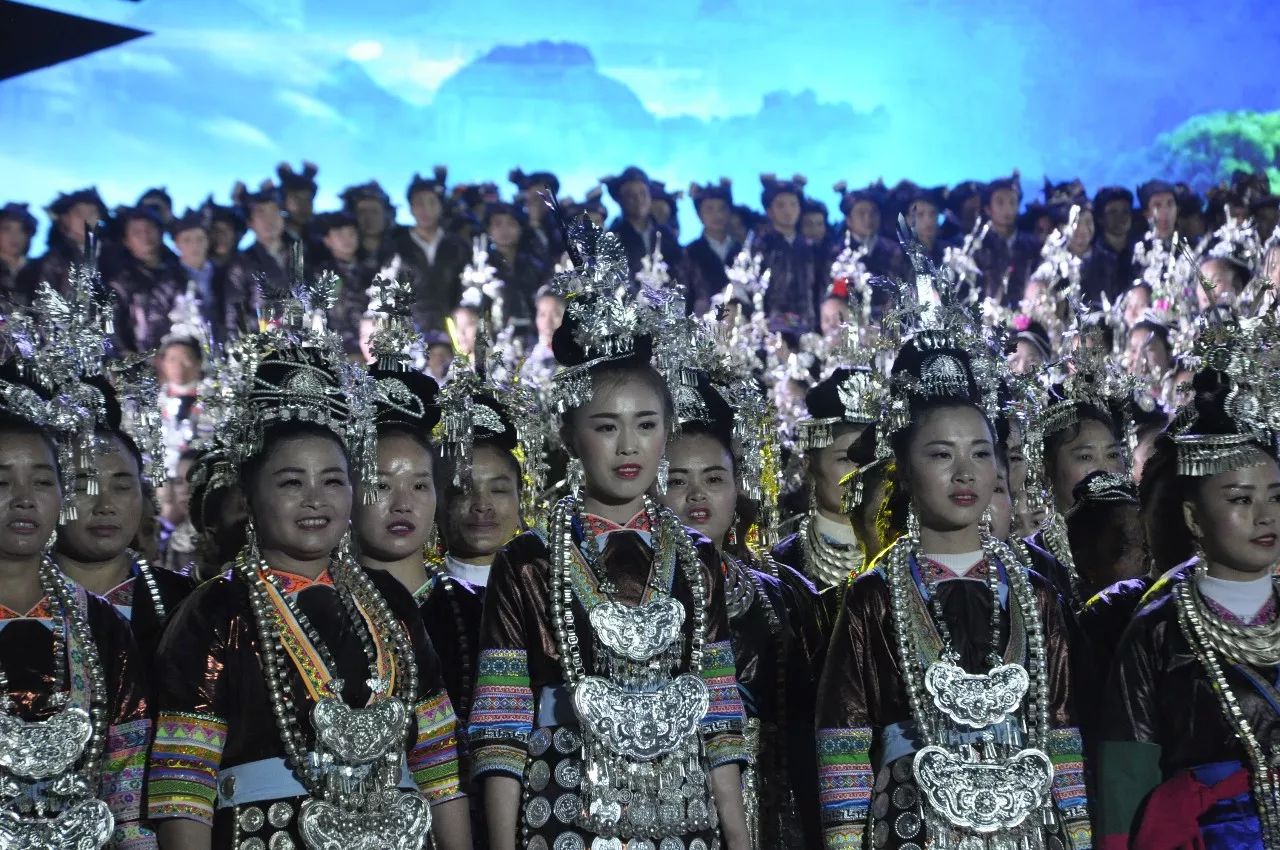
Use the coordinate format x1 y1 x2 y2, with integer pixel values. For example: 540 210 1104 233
755 174 820 331
224 184 290 336
604 165 682 285
390 169 471 333
104 205 184 351
974 173 1042 305
683 179 740 313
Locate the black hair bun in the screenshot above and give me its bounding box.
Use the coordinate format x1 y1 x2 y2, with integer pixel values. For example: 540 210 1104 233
369 367 441 433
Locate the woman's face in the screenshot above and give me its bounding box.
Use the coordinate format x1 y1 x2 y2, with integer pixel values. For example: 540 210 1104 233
1123 286 1151 327
443 443 521 560
1050 419 1126 513
58 434 143 564
568 376 667 511
0 432 61 561
1188 455 1280 577
809 425 863 517
354 433 436 564
1197 258 1242 310
905 405 997 534
249 435 352 564
660 432 737 546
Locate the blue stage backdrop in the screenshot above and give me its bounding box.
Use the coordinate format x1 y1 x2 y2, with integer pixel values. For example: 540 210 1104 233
4 0 1279 230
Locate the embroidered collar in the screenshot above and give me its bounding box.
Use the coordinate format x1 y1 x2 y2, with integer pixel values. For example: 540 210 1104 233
0 597 53 620
1205 594 1278 627
267 567 335 596
581 509 653 538
917 555 990 586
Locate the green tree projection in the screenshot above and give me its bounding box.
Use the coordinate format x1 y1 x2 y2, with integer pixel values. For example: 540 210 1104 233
1148 110 1280 193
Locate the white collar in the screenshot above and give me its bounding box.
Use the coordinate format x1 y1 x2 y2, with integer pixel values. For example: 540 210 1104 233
445 554 491 587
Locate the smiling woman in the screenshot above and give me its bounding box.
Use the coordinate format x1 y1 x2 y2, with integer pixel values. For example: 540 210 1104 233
148 300 471 850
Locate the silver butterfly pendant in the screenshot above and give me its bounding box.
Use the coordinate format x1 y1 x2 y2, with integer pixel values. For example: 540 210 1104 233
298 789 431 850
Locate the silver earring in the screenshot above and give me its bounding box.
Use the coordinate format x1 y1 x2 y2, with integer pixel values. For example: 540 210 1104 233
566 457 584 495
979 505 994 541
245 516 261 564
906 504 921 545
656 457 670 495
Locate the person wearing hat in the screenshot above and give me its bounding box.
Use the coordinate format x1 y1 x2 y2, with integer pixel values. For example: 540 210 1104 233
1064 471 1148 600
138 186 175 229
104 204 184 352
604 164 683 283
974 172 1043 305
685 179 741 313
1092 185 1136 299
485 201 548 329
202 197 245 270
509 168 562 264
1175 184 1207 242
756 174 821 331
224 182 291 335
19 186 108 297
339 180 397 276
833 179 904 280
905 185 947 264
801 197 832 251
0 202 37 303
938 179 983 243
390 168 473 333
169 207 223 339
310 210 373 358
1138 179 1178 244
276 161 319 246
649 179 681 239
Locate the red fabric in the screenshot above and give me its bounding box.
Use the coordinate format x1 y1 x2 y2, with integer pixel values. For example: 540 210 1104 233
830 278 849 299
1132 767 1250 850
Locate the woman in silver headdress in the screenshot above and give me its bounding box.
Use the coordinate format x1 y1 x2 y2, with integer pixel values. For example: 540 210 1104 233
1095 336 1280 849
469 215 751 850
147 280 471 849
0 359 155 849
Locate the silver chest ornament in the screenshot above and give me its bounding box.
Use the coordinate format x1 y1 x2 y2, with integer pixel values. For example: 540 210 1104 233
588 596 684 662
298 688 431 850
0 797 114 850
0 704 114 850
924 661 1029 729
573 674 709 760
912 746 1053 834
0 706 93 779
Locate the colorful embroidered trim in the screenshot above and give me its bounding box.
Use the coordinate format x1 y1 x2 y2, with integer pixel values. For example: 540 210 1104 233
705 732 748 769
817 726 874 827
147 711 228 825
410 690 463 803
701 639 745 733
468 648 534 780
111 821 157 850
1048 727 1088 810
102 718 150 824
259 566 394 703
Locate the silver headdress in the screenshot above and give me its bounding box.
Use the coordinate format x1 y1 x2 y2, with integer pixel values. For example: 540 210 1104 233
1170 307 1280 477
875 216 1002 460
217 243 379 500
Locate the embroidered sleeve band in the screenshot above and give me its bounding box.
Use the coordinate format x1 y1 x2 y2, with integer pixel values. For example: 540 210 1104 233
410 690 465 803
700 639 748 767
147 711 228 825
102 717 151 827
818 726 874 848
467 648 534 780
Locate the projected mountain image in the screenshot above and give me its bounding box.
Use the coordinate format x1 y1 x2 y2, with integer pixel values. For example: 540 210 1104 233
3 0 1278 221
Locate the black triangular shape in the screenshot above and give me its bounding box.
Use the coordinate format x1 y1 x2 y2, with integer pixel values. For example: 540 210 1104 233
0 0 149 81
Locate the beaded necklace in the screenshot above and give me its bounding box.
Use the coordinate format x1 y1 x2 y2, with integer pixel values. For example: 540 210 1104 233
236 549 420 808
883 528 1056 847
800 514 862 588
1175 574 1280 847
548 494 718 841
0 558 112 845
129 550 165 621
